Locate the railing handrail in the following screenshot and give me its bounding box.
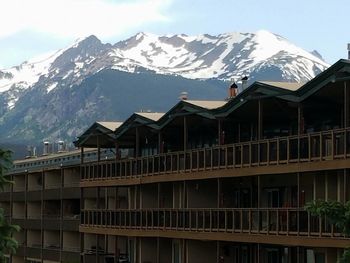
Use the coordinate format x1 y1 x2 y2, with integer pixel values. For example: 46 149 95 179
82 127 350 166
81 207 305 212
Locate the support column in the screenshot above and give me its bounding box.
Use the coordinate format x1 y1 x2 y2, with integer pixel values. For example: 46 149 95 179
257 175 261 234
183 116 188 151
217 178 221 208
297 172 301 236
258 100 263 140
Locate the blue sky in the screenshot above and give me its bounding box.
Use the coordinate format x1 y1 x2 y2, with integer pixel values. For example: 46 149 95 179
0 0 349 68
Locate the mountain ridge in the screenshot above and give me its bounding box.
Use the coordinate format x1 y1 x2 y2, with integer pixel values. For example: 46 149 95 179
0 30 330 145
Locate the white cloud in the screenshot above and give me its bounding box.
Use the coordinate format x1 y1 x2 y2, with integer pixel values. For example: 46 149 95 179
0 0 171 39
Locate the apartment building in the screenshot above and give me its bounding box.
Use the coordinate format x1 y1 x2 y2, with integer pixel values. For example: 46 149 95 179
76 59 350 263
2 149 87 263
3 59 350 263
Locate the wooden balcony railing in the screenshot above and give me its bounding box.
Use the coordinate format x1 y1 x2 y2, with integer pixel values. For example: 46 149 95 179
81 128 350 181
81 208 346 239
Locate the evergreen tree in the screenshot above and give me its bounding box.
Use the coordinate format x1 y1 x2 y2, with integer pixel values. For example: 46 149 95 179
0 149 20 260
306 200 350 263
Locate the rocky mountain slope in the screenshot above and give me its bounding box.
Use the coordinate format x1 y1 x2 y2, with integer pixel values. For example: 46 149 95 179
0 31 329 145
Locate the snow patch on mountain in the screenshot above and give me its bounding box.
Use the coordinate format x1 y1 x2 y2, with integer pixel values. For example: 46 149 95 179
0 31 329 112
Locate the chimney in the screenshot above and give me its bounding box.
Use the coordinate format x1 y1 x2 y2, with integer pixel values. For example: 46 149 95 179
57 140 66 153
228 82 238 99
348 43 350 59
43 141 50 156
179 91 188 100
241 76 248 90
32 147 37 157
26 145 33 159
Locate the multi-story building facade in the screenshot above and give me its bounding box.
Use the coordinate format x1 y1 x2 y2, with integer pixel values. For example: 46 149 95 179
3 59 350 262
1 150 83 263
76 60 350 263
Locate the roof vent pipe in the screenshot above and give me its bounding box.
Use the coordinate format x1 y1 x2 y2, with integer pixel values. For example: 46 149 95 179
43 141 50 156
179 91 188 100
241 76 248 90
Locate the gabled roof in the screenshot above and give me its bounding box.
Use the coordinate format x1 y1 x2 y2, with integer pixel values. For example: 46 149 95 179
214 81 296 117
115 112 164 140
134 112 164 121
96 121 122 131
259 81 304 91
157 99 226 128
185 100 227 109
74 121 122 148
295 59 350 101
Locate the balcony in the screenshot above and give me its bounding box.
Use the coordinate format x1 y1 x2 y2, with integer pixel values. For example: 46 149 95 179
81 208 347 241
81 127 350 182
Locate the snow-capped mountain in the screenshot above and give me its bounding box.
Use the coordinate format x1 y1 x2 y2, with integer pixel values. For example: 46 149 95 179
111 30 328 81
0 30 330 145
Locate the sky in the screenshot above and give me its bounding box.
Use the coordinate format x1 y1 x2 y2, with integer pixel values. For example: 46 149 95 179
0 0 349 68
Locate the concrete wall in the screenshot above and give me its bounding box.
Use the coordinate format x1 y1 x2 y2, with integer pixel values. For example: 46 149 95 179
13 231 25 246
187 240 216 263
12 256 25 263
27 202 41 219
84 233 96 251
63 167 80 186
28 173 42 191
12 202 25 218
63 231 79 251
44 230 60 247
27 230 41 247
44 170 61 189
13 174 25 191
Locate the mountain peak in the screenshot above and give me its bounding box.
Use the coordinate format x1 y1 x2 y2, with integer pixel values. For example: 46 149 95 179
72 35 102 48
